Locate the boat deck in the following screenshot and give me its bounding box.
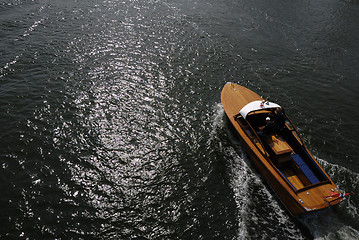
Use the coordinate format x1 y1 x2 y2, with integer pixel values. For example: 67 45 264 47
281 168 305 190
221 83 346 215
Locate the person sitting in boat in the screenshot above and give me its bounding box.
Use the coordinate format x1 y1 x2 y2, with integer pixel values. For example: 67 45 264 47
272 109 286 133
263 116 274 135
257 116 274 138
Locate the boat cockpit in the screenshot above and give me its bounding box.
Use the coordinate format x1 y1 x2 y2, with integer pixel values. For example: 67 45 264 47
234 102 330 192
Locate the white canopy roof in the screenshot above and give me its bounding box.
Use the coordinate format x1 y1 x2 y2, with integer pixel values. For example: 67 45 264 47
239 100 281 119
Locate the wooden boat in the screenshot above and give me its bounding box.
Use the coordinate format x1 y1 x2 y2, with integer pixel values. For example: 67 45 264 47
221 82 349 216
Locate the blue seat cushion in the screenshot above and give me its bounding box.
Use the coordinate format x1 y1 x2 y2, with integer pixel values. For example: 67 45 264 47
291 154 320 184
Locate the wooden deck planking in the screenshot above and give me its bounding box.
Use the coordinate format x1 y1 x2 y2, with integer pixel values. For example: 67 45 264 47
221 82 345 215
282 168 305 190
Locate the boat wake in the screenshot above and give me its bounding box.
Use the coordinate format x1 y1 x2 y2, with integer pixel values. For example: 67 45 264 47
298 210 359 240
298 157 359 240
210 103 359 239
210 103 305 239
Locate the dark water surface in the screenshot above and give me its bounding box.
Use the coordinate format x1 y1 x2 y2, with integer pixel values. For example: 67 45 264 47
1 0 358 239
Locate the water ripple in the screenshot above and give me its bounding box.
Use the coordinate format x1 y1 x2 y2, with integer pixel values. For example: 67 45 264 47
1 0 358 239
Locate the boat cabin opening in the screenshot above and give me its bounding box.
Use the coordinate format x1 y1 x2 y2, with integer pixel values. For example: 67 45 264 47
234 106 329 192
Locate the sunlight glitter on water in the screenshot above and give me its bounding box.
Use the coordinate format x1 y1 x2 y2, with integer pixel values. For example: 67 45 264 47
1 0 358 238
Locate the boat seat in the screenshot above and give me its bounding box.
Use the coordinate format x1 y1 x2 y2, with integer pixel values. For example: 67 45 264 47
291 154 320 184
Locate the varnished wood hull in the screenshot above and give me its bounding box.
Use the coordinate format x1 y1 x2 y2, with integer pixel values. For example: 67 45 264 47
221 83 344 216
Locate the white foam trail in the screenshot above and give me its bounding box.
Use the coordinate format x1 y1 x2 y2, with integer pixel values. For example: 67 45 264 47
225 139 305 239
294 156 359 239
208 102 250 237
208 103 225 141
227 147 251 238
208 94 358 239
210 103 304 239
316 156 359 219
299 210 359 240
